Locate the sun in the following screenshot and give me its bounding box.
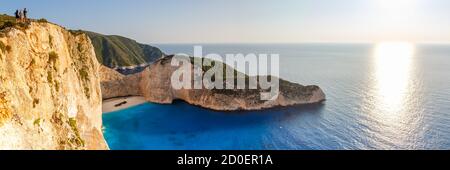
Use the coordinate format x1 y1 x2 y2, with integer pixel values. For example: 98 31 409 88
377 0 414 9
373 0 417 23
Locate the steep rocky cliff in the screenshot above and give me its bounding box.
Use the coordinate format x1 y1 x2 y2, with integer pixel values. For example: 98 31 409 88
101 55 326 111
99 66 141 99
0 21 107 149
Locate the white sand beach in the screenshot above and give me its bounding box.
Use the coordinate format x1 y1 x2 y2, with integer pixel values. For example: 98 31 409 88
102 96 148 113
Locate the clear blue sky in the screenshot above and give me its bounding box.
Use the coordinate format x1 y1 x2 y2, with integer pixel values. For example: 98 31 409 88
1 0 450 43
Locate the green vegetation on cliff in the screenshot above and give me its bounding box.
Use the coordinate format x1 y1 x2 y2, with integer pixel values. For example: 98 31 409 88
82 31 163 68
0 14 15 29
0 14 30 31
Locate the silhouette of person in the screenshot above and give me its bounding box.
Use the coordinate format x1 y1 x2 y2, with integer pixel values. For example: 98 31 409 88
23 8 28 21
18 10 23 22
14 10 19 21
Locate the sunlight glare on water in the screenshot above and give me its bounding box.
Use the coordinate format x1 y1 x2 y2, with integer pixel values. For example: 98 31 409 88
374 42 414 113
367 42 421 149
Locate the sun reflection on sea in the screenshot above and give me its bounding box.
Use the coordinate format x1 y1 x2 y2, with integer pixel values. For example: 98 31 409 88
374 42 414 115
364 42 418 149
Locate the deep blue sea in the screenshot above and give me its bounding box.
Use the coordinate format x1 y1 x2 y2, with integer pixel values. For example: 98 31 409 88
103 43 450 150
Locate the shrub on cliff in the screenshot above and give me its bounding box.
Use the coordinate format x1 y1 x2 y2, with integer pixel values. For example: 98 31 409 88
0 21 15 30
0 42 10 54
37 18 48 23
68 30 84 36
48 51 58 63
0 41 6 53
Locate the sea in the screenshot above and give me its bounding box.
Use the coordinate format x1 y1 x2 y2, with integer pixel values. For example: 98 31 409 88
102 43 450 150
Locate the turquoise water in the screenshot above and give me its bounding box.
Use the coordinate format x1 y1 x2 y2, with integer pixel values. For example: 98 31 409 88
103 43 450 150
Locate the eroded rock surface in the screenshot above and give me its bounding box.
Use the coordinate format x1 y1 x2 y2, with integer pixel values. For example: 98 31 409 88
0 22 108 149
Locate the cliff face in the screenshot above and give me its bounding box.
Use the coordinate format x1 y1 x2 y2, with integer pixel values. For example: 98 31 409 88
0 22 107 149
101 56 325 111
99 66 141 100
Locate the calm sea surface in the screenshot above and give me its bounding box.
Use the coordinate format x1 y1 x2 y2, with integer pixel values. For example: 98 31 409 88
103 43 450 150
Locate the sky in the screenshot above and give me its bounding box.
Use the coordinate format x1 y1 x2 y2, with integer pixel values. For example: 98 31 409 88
1 0 450 44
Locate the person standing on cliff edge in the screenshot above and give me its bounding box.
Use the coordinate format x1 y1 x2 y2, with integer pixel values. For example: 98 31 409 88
23 8 28 22
14 10 20 21
18 9 23 22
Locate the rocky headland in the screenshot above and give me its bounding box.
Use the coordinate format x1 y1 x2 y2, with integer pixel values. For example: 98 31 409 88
100 55 326 111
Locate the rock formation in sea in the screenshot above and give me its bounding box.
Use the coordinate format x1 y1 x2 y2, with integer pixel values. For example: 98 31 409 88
100 55 326 111
0 20 107 149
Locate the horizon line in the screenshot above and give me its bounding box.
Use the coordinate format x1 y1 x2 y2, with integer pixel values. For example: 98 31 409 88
149 41 450 45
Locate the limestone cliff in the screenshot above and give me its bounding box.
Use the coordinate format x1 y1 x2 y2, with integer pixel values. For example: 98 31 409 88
0 22 107 149
101 55 325 111
99 66 141 99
